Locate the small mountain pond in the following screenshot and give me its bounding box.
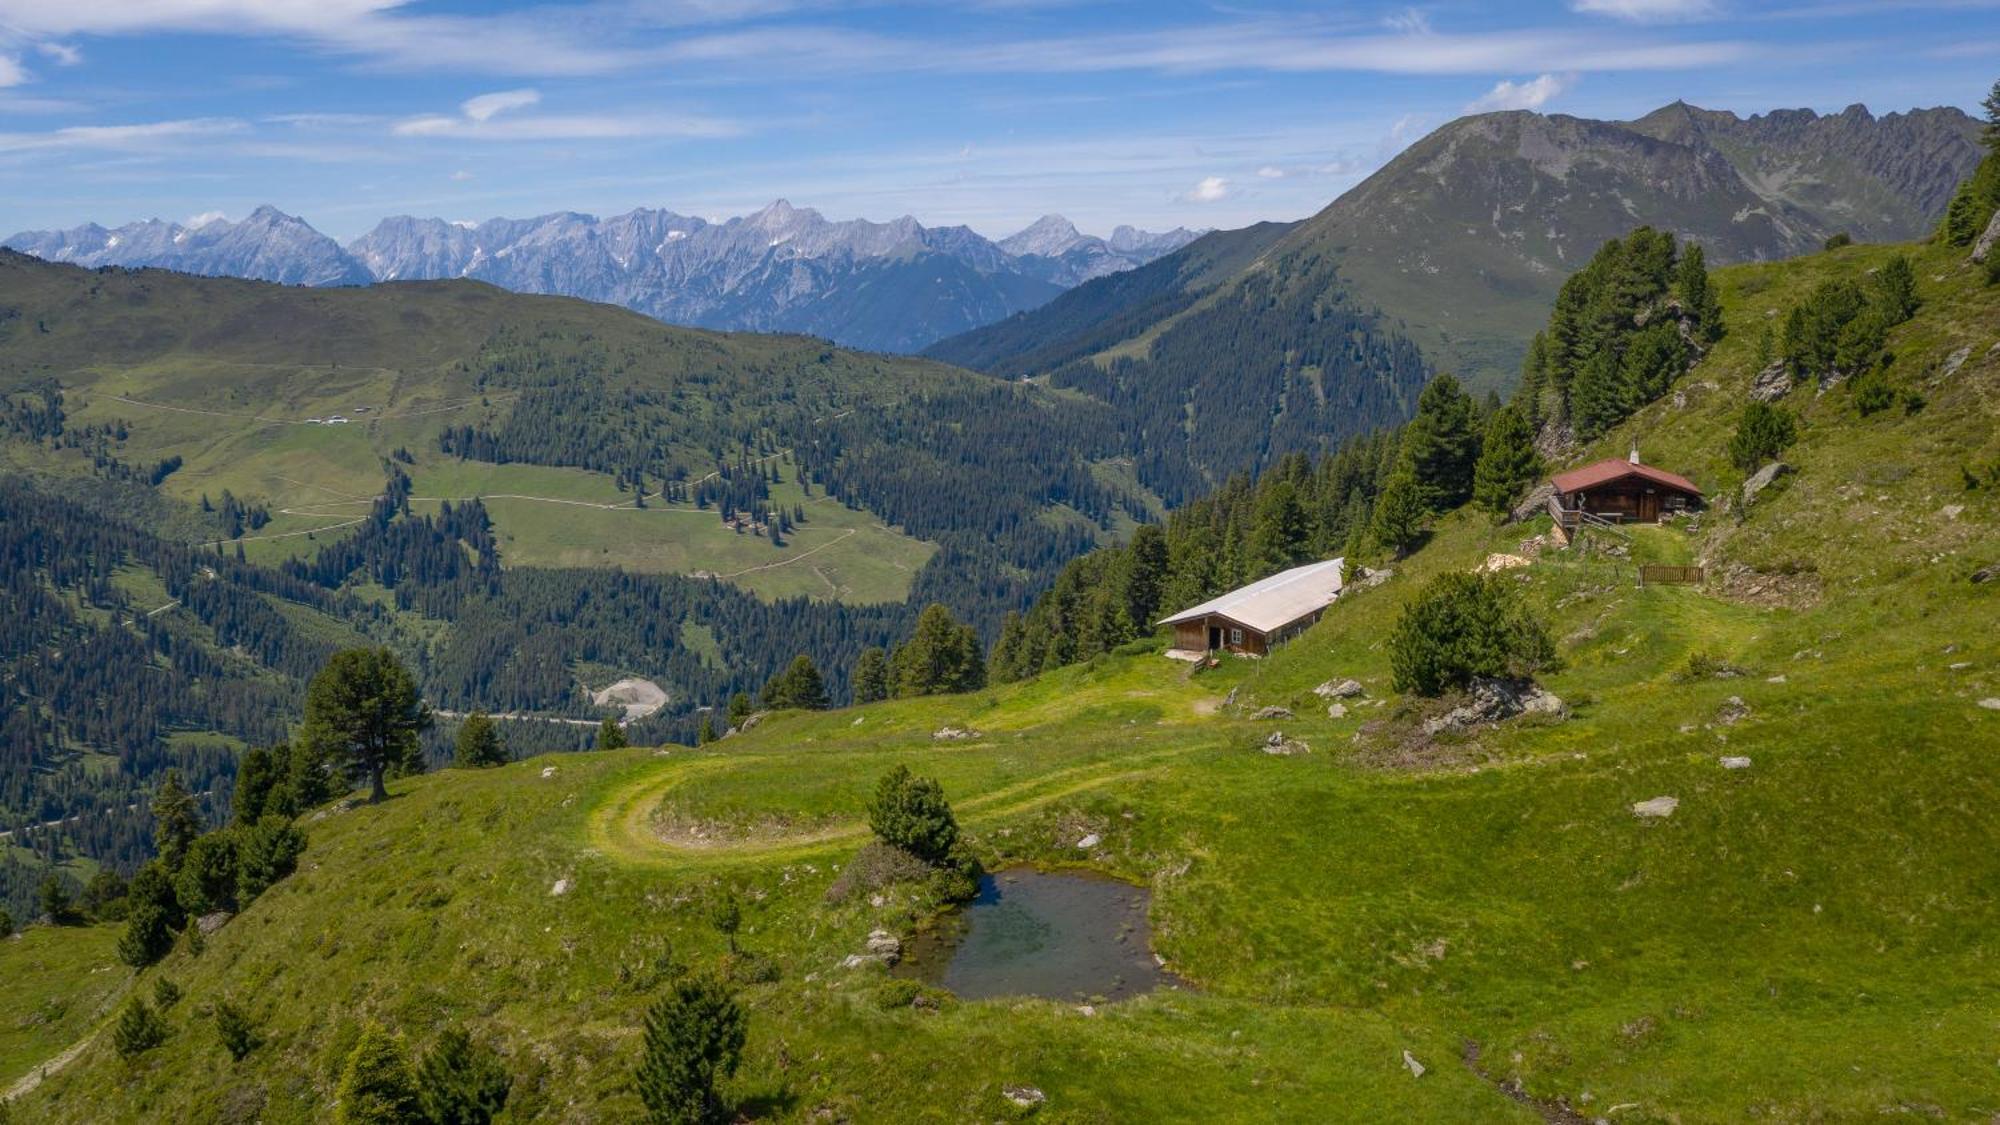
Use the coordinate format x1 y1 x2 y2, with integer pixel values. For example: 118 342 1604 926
891 867 1181 1002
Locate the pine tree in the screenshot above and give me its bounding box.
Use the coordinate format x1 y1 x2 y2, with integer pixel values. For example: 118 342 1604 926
891 604 983 697
214 999 258 1062
236 815 306 901
867 765 960 865
761 655 828 710
299 648 430 803
454 712 505 768
1121 524 1169 632
416 1026 512 1125
696 716 716 745
174 831 239 916
232 745 279 827
635 976 747 1125
1369 471 1426 560
1398 374 1481 511
985 615 1027 684
1985 78 2000 153
1729 402 1797 472
1871 254 1919 322
152 769 202 872
1674 243 1724 344
726 693 752 729
1390 572 1558 697
1472 405 1543 518
118 861 181 968
597 717 629 751
153 976 182 1009
112 997 168 1059
38 873 72 924
335 1024 423 1125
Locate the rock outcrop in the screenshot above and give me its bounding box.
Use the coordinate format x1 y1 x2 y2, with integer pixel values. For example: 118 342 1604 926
1421 678 1567 735
1741 462 1791 505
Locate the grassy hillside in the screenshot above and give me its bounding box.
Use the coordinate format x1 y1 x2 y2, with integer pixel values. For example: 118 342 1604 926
0 252 975 604
8 235 1995 1121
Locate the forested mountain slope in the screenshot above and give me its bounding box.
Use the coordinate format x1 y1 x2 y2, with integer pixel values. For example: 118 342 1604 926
8 225 1995 1123
928 102 1983 470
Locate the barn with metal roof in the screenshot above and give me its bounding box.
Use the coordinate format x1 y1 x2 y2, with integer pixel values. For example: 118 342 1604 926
1157 558 1345 656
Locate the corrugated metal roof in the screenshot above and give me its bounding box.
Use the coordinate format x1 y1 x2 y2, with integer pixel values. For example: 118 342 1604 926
1157 558 1345 633
1550 459 1702 496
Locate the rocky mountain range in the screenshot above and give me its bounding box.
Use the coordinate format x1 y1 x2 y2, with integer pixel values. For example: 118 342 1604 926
2 202 1200 353
933 101 1985 394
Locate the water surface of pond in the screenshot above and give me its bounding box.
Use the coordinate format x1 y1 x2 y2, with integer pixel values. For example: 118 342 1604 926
893 867 1178 1002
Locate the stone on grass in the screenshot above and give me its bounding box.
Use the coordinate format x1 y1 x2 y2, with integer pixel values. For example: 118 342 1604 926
1003 1085 1046 1109
864 929 902 963
1715 696 1751 725
1980 698 2000 711
1261 732 1310 756
550 877 571 896
540 765 559 779
1075 833 1101 850
1632 796 1679 819
197 911 233 935
1972 565 1997 585
1314 679 1365 700
1749 360 1794 402
932 726 981 741
1741 462 1791 506
1402 1050 1426 1078
1326 703 1348 719
1719 756 1752 770
1252 706 1294 720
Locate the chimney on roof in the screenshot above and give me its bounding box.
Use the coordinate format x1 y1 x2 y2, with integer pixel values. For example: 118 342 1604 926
1629 444 1641 465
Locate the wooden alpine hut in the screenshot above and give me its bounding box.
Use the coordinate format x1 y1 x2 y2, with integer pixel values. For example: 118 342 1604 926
1158 558 1345 657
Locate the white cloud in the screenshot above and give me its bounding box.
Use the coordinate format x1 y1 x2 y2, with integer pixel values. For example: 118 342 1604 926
393 109 738 141
185 209 228 227
0 117 247 153
1184 176 1230 203
1571 0 1718 22
1256 165 1285 179
35 41 81 65
451 169 474 181
462 88 539 122
1466 73 1573 113
0 55 25 87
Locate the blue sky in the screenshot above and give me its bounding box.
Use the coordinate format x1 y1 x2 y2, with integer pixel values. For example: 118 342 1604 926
0 1 1994 241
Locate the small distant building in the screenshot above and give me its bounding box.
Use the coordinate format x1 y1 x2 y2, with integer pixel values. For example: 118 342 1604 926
1158 558 1344 657
1549 449 1702 526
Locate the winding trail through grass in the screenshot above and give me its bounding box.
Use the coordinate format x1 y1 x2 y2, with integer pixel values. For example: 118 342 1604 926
588 743 1203 870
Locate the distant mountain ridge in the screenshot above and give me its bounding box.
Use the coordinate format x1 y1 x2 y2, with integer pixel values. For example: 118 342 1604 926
932 100 1983 396
3 202 1202 353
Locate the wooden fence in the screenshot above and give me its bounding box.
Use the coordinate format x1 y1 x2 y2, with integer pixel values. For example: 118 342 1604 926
1638 565 1705 586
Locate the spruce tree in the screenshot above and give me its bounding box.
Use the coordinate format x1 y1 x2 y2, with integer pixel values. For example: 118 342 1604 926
232 745 278 827
1369 471 1426 560
635 976 747 1125
1729 402 1798 472
1121 524 1169 631
726 693 752 729
119 860 183 968
598 717 629 751
416 1026 512 1125
38 874 72 924
1389 572 1558 697
852 647 891 703
174 831 239 916
1398 374 1480 511
1247 479 1309 574
696 716 717 745
891 604 983 697
455 712 505 768
299 647 430 803
761 655 828 711
335 1024 423 1125
153 769 202 872
867 765 960 865
1472 405 1543 517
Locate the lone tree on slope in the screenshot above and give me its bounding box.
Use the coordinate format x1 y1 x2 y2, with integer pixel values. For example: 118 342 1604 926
300 647 431 803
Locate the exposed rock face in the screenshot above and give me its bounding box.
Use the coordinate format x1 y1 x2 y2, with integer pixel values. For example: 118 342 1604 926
932 726 981 741
3 206 371 286
1750 360 1795 402
1421 678 1567 735
1002 1085 1047 1109
1973 207 2000 264
1314 679 1366 700
1741 462 1792 505
1511 483 1557 524
1251 706 1294 720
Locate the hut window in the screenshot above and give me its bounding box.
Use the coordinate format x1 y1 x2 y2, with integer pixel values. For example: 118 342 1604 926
1230 628 1243 645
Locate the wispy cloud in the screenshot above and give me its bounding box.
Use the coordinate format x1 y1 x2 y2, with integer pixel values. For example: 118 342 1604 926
1466 73 1574 112
462 88 540 122
0 54 25 87
1572 0 1720 21
34 40 80 65
0 117 248 154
